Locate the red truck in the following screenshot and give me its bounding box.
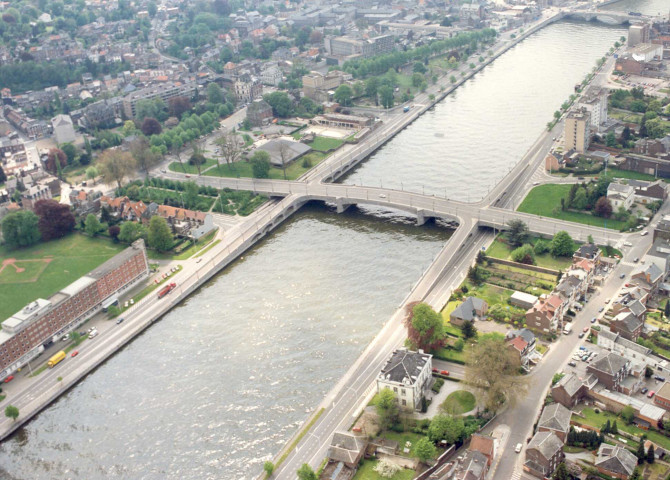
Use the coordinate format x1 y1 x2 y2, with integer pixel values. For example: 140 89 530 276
157 283 177 299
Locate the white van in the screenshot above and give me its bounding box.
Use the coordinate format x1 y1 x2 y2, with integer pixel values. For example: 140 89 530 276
88 329 99 339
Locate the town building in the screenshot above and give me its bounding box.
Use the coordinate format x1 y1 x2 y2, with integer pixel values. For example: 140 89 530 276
564 109 591 154
525 294 565 334
122 82 195 118
506 328 537 369
537 403 572 442
51 114 76 144
376 348 432 411
551 372 595 408
607 183 635 210
323 34 394 60
629 179 667 205
586 352 630 393
449 297 487 326
246 99 273 127
577 87 608 132
510 291 538 310
523 431 564 479
609 311 644 342
595 444 638 480
326 431 367 469
450 450 488 480
255 138 312 168
628 23 651 47
260 64 283 86
653 382 670 411
302 70 351 102
468 434 496 466
0 240 150 381
233 75 262 103
629 43 663 63
311 113 373 130
21 184 52 211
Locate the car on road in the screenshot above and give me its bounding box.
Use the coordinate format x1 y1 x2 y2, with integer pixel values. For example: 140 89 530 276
71 351 79 357
641 231 649 236
515 443 523 453
185 174 191 178
440 370 450 376
598 307 604 312
4 375 14 383
591 318 597 323
620 273 626 279
568 361 576 367
633 257 639 263
116 318 124 325
379 194 386 199
648 390 656 398
641 387 649 394
432 368 438 373
623 242 633 247
583 327 589 333
578 332 585 338
196 258 202 263
655 376 666 382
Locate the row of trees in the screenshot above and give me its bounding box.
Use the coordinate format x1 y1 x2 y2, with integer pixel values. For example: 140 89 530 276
262 91 322 118
1 199 75 249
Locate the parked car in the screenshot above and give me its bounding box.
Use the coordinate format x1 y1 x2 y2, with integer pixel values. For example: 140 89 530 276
655 376 666 382
71 351 79 357
4 375 14 383
641 231 649 236
568 361 577 367
432 368 438 373
598 307 604 313
620 273 625 279
583 327 589 333
641 387 649 394
515 443 523 453
591 318 597 323
633 257 639 263
578 333 585 338
440 370 450 376
116 318 124 325
648 391 656 398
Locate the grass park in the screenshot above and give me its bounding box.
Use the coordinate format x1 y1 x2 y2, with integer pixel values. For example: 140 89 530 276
352 459 415 480
486 235 573 270
0 234 125 322
201 151 327 181
441 391 476 415
517 184 626 230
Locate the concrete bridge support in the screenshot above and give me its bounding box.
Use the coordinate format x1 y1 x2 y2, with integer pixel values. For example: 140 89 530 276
335 197 353 214
416 210 433 226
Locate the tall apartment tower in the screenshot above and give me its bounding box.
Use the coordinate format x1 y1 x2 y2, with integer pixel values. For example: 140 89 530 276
628 23 650 47
565 109 591 154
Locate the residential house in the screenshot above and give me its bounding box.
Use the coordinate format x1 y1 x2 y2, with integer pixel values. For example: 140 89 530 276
595 444 638 480
51 114 76 144
573 243 602 265
152 205 214 240
551 373 593 408
545 151 563 172
21 184 52 211
631 263 664 294
523 431 564 479
450 450 488 480
326 431 367 469
505 328 537 369
246 99 273 127
69 189 102 215
233 75 262 103
587 352 630 393
609 311 644 342
597 328 652 364
607 182 635 211
653 382 670 411
630 179 667 204
376 348 432 411
537 403 571 442
525 294 565 334
644 238 670 278
468 434 495 467
449 297 487 326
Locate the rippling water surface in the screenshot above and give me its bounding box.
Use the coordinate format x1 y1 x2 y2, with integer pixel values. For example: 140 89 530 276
342 21 625 200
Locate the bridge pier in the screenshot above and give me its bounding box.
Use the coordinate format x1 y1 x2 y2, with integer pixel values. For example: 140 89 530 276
335 198 352 214
416 210 433 226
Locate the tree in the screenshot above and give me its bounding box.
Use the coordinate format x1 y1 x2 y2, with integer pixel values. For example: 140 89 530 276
365 77 379 103
465 332 529 412
373 459 401 478
621 405 634 424
611 420 618 434
278 141 291 181
218 132 243 171
60 142 78 165
98 149 136 188
263 91 294 117
189 153 207 175
141 116 162 136
296 464 317 480
507 220 529 247
1 210 40 249
130 137 161 176
551 231 575 257
428 414 464 444
413 61 427 74
636 441 646 464
629 467 641 480
605 131 617 147
86 166 98 184
334 84 353 106
405 302 444 352
647 444 655 464
511 244 535 265
207 82 224 104
168 96 192 118
414 436 437 464
148 216 173 252
251 150 271 178
376 388 400 429
594 196 613 218
34 199 75 241
4 405 18 421
84 213 102 237
46 147 67 174
108 225 121 240
263 461 275 477
573 188 588 210
118 222 146 244
552 463 570 480
379 85 394 109
534 239 550 255
462 320 477 339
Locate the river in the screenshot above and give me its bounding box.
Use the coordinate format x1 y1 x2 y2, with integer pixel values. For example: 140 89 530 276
342 21 626 200
601 0 668 17
0 18 630 480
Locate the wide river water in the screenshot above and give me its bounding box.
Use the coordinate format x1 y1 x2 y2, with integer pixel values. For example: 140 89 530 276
0 14 636 480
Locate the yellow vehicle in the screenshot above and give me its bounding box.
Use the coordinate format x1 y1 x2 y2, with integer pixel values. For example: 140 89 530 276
48 350 66 368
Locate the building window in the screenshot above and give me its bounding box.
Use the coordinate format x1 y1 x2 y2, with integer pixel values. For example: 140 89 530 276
401 389 406 396
401 400 406 406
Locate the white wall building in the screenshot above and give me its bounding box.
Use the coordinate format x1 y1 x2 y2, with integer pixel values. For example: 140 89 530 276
51 114 76 144
376 348 432 411
607 183 635 211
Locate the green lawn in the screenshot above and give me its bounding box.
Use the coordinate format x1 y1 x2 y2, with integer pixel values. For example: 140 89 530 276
467 283 515 307
168 158 218 175
204 151 326 181
433 347 466 363
486 235 574 271
377 431 431 458
584 168 666 183
352 459 415 480
575 408 670 451
518 184 626 230
0 234 125 322
306 136 343 152
609 108 642 124
441 390 476 415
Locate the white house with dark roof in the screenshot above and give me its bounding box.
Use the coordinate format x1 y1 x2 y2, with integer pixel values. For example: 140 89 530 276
595 445 637 479
607 182 635 210
377 348 432 411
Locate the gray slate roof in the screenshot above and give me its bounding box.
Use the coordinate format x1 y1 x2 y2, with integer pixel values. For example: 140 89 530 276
527 431 563 460
451 297 487 322
554 373 584 397
327 431 367 464
538 403 571 433
575 243 599 260
257 138 312 167
612 312 643 333
379 349 431 385
454 450 488 480
589 352 628 376
596 445 637 476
